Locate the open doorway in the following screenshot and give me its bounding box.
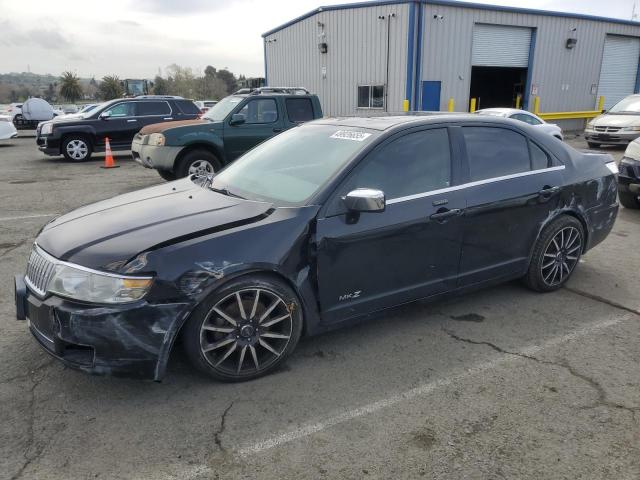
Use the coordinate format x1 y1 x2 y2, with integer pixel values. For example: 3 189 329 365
469 66 527 109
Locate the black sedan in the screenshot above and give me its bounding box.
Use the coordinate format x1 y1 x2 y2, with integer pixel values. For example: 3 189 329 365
15 115 619 382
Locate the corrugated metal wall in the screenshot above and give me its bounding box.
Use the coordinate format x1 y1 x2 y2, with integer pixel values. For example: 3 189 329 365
264 3 410 116
421 3 640 128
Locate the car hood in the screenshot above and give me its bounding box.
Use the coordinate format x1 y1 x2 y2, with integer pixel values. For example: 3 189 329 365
36 178 274 271
139 119 209 135
591 113 640 127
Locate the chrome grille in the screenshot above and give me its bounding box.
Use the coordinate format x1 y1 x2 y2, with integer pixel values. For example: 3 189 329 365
594 126 621 133
25 247 57 296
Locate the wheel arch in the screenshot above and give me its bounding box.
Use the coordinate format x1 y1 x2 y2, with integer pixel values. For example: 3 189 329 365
528 208 590 267
59 128 96 153
175 142 223 168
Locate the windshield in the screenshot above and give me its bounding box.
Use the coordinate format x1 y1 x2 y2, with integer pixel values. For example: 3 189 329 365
609 96 640 114
202 95 244 121
209 124 378 206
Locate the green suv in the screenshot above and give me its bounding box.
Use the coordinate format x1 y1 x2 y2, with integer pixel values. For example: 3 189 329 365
132 87 323 180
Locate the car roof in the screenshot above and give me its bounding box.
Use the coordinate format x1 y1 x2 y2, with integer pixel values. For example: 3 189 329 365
312 114 519 131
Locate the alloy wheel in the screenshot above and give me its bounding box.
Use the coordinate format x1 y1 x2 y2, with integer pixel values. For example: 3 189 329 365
66 139 88 160
188 159 214 177
541 226 582 287
199 288 293 376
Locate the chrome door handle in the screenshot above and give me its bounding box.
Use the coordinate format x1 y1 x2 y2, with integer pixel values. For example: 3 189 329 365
538 186 560 197
430 208 462 221
127 119 138 123
163 117 173 120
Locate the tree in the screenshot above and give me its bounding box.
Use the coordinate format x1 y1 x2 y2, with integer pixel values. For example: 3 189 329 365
216 68 237 94
98 75 124 100
153 76 169 95
59 71 82 102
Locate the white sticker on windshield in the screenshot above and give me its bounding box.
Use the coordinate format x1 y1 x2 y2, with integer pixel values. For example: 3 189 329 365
330 130 372 142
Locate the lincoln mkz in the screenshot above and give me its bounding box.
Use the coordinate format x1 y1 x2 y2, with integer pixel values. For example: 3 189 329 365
15 115 619 381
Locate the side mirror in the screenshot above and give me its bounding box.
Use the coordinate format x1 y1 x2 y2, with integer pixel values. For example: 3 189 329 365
230 113 246 126
99 111 111 120
344 188 385 213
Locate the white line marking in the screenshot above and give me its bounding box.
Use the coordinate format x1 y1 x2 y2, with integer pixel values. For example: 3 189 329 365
0 213 57 222
237 315 627 456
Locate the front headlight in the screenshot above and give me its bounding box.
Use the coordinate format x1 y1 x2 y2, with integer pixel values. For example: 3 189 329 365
40 123 53 135
621 125 640 132
148 133 165 146
48 264 153 303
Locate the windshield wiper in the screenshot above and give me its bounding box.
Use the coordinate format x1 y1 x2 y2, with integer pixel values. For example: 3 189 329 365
209 186 245 199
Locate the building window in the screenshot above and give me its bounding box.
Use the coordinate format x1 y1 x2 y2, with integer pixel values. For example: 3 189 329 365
357 84 385 109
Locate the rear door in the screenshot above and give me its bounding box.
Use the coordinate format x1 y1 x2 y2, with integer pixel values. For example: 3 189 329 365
457 125 564 285
283 97 316 128
223 97 284 161
315 127 466 323
136 100 173 130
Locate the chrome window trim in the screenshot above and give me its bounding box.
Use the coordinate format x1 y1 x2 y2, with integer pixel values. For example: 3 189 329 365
25 244 153 298
386 165 565 205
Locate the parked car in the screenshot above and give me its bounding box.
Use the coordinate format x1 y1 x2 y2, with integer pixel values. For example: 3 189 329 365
585 94 640 148
194 100 218 114
36 96 201 161
132 87 322 180
618 137 640 208
15 114 619 381
0 115 18 139
476 108 563 140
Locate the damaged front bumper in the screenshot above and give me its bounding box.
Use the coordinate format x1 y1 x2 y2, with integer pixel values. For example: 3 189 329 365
15 275 190 381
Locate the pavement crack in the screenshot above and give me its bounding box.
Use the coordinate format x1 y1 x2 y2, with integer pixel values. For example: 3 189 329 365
214 402 235 452
564 286 640 317
0 239 27 259
9 359 54 480
441 326 639 421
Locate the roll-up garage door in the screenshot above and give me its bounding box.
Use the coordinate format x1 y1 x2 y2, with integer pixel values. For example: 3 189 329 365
472 24 532 67
597 35 640 110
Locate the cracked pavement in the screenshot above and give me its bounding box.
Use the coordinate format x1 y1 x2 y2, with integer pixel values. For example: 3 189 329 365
1 136 639 479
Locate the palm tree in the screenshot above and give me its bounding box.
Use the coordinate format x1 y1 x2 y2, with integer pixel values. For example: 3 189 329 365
59 71 82 102
99 75 124 100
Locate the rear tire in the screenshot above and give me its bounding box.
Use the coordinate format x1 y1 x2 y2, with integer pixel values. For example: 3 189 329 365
618 191 640 209
587 142 600 149
176 149 221 178
62 135 92 162
183 275 303 382
523 216 584 292
157 169 177 181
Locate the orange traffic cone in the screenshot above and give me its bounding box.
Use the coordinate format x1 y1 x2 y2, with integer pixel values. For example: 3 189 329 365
101 137 119 169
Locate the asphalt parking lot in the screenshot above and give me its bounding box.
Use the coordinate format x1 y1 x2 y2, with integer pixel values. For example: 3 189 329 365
1 133 639 480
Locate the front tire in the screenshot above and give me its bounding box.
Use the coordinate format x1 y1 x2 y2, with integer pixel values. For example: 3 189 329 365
176 149 221 178
62 135 92 162
524 216 584 292
183 275 303 382
618 191 640 209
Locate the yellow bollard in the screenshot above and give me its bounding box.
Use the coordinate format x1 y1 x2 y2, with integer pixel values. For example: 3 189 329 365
469 98 477 112
533 96 540 115
448 97 454 112
598 96 605 112
403 99 410 112
515 94 521 109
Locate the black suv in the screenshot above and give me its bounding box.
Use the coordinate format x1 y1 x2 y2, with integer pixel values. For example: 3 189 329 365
36 96 201 161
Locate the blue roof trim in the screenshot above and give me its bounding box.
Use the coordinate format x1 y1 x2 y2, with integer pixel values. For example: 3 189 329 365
405 2 417 106
262 0 640 38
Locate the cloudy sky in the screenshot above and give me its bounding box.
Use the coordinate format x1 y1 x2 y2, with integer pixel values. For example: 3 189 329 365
0 0 637 78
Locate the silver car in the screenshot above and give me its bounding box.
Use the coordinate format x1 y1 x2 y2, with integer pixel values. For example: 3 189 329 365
585 94 640 148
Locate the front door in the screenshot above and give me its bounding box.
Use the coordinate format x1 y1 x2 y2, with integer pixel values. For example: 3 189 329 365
96 101 139 149
315 127 465 323
223 98 283 161
457 125 565 285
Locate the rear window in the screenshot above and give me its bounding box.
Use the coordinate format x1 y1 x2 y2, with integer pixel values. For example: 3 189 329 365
175 100 201 115
463 127 531 181
286 98 314 122
137 101 171 116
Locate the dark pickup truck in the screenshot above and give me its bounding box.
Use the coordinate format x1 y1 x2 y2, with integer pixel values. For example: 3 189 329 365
131 87 323 180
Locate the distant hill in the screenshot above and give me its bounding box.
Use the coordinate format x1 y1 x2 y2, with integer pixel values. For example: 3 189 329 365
0 72 95 103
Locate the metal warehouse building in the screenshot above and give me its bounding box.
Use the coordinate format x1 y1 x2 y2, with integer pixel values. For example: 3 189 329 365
263 0 640 128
